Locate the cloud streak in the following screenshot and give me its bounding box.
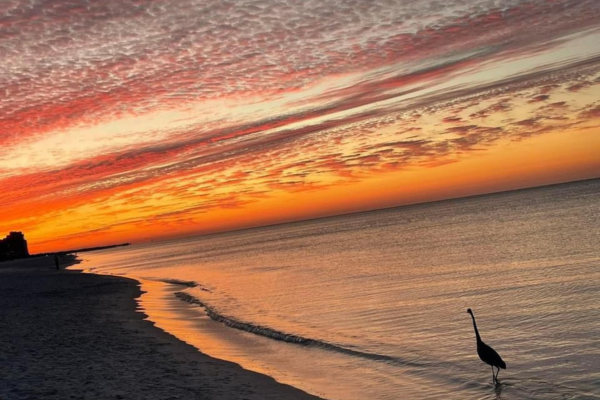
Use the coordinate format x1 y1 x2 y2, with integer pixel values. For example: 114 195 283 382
2 0 600 251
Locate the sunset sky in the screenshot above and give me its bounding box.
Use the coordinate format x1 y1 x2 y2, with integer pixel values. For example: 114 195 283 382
1 0 599 253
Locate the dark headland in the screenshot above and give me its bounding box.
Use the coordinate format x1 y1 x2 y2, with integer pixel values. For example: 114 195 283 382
0 230 131 261
34 242 132 257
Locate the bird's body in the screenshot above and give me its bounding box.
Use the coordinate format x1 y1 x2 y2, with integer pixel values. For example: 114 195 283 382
476 340 506 370
467 308 506 383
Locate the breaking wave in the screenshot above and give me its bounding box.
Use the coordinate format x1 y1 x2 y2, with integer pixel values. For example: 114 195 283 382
154 278 211 292
174 291 421 367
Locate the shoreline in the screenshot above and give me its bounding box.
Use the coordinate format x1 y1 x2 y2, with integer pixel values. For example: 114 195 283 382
0 256 324 400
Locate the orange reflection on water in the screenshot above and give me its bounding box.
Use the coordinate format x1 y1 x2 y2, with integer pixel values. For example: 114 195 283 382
135 278 448 400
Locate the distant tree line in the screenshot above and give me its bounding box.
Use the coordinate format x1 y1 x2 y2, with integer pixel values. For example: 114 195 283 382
0 231 29 261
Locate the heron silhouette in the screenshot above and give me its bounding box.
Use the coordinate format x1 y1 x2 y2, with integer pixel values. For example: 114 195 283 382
467 308 506 384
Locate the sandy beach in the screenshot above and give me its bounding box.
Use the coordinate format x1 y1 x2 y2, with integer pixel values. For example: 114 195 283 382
0 256 323 400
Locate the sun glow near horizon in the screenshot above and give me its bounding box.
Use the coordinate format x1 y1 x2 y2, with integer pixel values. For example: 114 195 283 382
1 0 599 253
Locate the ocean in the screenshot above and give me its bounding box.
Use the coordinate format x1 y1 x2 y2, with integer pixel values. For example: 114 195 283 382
80 179 600 400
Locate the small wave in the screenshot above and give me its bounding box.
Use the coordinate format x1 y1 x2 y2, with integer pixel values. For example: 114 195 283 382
175 291 421 367
161 279 197 287
155 278 211 292
247 265 290 273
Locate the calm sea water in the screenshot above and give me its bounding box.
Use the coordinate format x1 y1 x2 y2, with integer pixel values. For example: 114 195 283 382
81 180 600 400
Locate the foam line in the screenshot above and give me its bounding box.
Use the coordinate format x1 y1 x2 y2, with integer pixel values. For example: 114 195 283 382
175 291 422 367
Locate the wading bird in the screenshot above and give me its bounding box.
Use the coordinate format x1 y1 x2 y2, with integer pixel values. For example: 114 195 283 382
467 308 506 384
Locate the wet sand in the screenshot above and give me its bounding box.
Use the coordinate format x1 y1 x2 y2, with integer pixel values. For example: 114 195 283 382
0 256 324 400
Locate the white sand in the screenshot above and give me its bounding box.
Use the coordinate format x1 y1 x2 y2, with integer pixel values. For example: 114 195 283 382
0 256 324 400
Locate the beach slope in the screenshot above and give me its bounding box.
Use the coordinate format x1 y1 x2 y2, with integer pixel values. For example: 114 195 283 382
0 256 323 400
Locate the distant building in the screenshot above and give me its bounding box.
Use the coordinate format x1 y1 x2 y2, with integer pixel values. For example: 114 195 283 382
0 231 29 261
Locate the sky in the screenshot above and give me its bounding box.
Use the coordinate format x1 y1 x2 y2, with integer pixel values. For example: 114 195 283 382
1 0 599 253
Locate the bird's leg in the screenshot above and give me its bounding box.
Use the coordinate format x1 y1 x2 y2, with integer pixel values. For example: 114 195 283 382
491 365 496 383
495 367 500 383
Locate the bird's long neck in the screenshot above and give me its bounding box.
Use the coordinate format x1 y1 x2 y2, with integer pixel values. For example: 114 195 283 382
470 314 482 343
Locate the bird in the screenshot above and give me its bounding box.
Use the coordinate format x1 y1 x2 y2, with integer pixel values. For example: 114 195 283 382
467 308 506 384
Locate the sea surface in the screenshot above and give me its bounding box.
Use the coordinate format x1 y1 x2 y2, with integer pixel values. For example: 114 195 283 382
81 179 600 400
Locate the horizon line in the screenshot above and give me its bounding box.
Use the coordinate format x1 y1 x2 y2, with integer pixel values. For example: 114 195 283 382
123 175 600 248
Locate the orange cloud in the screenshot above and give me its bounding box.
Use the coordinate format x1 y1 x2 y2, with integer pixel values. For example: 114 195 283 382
3 0 600 253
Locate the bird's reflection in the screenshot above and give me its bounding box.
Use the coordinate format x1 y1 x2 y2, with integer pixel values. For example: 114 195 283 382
494 380 503 399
